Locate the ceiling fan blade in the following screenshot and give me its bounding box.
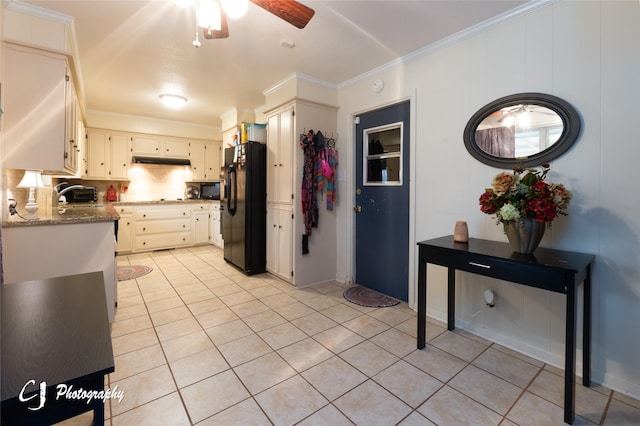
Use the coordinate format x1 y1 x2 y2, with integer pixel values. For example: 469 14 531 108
250 0 315 29
203 11 229 39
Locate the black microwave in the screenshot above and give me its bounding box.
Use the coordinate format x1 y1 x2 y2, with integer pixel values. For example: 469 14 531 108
200 182 220 200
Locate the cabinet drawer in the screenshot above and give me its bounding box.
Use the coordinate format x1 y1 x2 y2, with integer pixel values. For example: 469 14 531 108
135 208 190 220
135 219 190 235
114 205 135 215
135 232 192 251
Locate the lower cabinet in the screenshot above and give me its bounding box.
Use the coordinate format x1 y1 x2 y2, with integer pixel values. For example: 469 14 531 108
266 205 293 282
209 203 223 248
192 203 210 246
116 205 134 254
134 205 192 252
115 202 218 254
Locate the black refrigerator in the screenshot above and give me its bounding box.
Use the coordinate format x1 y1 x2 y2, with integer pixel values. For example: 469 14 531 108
222 141 267 275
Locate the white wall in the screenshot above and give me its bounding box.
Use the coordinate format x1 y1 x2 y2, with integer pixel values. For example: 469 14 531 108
335 0 640 398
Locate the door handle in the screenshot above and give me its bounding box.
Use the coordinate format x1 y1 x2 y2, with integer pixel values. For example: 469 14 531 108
354 205 362 213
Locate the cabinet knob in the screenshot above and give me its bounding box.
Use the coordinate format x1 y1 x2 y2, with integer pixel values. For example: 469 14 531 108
143 214 146 218
143 227 146 231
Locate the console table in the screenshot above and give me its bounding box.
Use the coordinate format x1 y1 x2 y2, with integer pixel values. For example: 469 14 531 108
1 272 115 425
417 236 594 424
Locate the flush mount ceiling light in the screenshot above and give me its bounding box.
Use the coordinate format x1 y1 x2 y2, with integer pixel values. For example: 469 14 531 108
159 94 187 108
173 0 314 47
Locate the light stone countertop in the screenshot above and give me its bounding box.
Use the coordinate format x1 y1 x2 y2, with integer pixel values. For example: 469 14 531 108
2 203 120 228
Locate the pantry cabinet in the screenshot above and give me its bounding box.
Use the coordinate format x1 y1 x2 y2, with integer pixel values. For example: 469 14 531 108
189 140 221 181
266 205 293 281
85 128 130 180
266 106 294 204
2 42 79 174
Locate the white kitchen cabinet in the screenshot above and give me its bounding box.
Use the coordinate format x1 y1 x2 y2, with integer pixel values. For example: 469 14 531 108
209 202 223 248
266 205 293 282
189 140 221 181
192 203 210 245
2 42 79 175
134 205 191 252
132 135 189 158
85 128 130 180
266 106 294 204
115 205 134 254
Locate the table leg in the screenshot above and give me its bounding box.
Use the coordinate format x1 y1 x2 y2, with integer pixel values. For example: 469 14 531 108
583 265 592 386
564 281 577 424
94 400 105 425
447 268 455 331
417 258 427 349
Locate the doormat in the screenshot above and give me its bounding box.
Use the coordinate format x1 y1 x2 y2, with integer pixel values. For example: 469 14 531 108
117 265 153 281
343 285 400 308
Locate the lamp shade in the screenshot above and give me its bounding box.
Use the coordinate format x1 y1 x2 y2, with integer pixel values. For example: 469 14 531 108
17 170 44 189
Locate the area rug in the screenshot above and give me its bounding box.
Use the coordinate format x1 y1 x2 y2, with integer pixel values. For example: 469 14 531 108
343 285 400 308
117 265 153 281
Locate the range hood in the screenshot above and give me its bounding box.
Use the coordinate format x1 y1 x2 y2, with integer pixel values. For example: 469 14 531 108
132 156 191 166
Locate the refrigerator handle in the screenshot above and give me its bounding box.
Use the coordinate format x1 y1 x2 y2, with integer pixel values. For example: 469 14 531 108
227 166 237 216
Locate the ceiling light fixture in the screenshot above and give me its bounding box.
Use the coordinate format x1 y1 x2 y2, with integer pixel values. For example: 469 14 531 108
159 94 188 108
221 0 248 19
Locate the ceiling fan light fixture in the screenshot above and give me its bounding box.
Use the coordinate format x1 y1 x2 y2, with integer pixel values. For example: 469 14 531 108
159 94 188 108
198 0 222 31
221 0 248 19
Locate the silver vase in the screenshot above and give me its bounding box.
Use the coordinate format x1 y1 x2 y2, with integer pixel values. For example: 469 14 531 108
505 218 546 254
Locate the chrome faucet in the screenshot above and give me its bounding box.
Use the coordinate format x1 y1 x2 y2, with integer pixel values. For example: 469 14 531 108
53 182 89 206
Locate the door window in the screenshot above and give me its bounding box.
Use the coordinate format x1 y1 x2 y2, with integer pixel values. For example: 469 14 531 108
364 124 403 185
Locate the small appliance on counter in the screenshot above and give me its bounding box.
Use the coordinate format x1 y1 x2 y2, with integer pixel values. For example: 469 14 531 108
185 185 200 200
106 185 118 202
59 186 98 203
199 182 220 200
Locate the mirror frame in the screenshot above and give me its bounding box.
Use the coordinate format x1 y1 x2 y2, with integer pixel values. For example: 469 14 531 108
463 92 581 168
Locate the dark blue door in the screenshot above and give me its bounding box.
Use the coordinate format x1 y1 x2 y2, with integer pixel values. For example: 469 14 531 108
355 101 410 301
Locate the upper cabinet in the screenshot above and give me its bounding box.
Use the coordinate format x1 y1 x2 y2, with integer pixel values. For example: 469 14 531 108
266 106 294 204
189 140 221 181
2 43 80 174
132 135 190 159
85 128 131 180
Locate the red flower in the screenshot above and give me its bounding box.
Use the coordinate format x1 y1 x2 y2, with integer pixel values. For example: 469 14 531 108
479 190 498 214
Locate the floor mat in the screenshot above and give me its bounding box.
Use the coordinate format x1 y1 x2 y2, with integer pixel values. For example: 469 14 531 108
343 285 400 308
117 265 153 281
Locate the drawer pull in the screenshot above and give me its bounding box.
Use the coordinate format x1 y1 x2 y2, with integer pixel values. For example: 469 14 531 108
469 261 491 269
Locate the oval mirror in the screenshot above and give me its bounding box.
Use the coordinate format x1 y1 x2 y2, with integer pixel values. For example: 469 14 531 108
463 93 581 168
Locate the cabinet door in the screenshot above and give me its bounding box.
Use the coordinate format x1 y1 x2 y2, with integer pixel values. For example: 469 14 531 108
193 211 209 245
86 130 108 178
110 133 130 179
117 214 133 253
189 141 207 181
278 109 294 204
277 207 293 280
133 136 160 156
266 206 293 281
267 108 294 204
3 44 67 172
163 139 190 158
64 71 78 174
204 142 220 180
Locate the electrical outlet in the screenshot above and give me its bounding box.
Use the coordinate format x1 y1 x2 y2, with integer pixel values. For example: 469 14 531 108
8 198 18 215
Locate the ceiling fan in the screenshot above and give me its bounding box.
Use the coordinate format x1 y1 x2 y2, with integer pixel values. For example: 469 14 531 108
185 0 315 46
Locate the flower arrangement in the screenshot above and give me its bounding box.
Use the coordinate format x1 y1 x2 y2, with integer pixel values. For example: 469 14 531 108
479 163 572 229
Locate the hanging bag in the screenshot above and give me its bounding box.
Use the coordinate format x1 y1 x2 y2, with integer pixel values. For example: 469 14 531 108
321 150 333 179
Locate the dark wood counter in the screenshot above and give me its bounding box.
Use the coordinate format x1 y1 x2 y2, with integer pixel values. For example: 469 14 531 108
1 272 115 424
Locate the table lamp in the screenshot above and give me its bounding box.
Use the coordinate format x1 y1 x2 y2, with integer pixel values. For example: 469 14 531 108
17 170 44 220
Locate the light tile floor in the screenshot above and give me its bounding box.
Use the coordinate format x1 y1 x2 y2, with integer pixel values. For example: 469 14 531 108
62 245 639 425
